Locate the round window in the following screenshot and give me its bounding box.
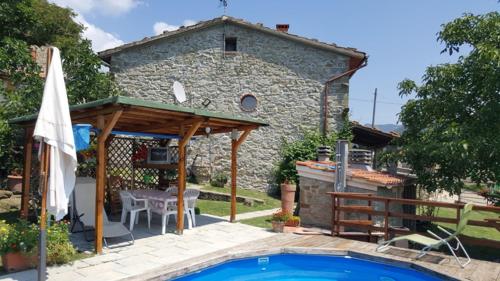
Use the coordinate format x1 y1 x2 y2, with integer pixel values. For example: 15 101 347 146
240 94 257 111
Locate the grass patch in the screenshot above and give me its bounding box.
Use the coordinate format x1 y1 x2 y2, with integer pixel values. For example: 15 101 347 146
239 215 272 229
431 207 500 241
195 185 280 217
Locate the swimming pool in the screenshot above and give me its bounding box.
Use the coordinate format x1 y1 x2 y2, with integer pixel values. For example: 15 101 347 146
172 254 444 281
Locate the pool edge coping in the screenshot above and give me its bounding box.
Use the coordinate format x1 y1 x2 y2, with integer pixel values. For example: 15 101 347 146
121 247 458 281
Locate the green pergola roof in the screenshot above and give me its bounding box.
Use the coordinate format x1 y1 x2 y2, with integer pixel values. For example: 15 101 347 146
10 95 268 126
10 96 268 136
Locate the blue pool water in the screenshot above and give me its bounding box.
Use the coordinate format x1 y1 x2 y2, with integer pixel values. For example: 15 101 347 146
172 254 443 281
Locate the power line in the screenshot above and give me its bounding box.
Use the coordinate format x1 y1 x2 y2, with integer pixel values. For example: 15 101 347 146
350 97 404 106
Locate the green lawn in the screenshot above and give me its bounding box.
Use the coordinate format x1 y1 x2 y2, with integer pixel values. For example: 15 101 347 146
195 184 280 217
432 207 500 241
239 215 272 229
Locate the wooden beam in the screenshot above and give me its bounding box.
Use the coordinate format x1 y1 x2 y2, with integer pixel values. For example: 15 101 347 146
71 106 122 122
176 120 203 234
230 129 252 222
179 121 203 147
20 127 34 218
95 111 122 254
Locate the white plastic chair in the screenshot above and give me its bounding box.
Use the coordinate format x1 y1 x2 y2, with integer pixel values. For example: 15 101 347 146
120 191 151 231
184 188 200 229
165 186 178 196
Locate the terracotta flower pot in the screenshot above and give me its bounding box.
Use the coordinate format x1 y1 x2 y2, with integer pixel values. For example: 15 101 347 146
7 175 23 194
1 252 35 272
272 221 285 233
280 182 296 214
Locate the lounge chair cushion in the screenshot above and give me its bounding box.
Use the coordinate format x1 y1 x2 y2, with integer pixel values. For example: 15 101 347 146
103 222 132 238
393 234 440 247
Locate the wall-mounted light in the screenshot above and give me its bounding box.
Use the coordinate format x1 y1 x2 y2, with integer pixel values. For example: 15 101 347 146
231 129 239 140
202 99 211 108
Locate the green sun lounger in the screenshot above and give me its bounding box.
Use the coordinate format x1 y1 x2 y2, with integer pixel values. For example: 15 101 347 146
376 203 473 267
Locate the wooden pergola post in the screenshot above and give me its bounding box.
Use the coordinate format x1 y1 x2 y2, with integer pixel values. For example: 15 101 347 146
95 111 122 254
20 127 34 218
230 129 252 222
176 120 202 234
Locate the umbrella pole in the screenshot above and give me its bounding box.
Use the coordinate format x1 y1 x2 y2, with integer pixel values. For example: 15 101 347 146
37 142 50 281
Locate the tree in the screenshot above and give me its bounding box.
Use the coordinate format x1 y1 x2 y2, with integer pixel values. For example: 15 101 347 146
396 12 500 195
0 0 118 177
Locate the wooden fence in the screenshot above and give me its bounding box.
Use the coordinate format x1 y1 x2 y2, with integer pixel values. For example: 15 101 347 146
328 192 500 248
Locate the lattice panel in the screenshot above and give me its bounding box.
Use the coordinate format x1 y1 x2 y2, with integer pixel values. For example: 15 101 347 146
76 135 178 213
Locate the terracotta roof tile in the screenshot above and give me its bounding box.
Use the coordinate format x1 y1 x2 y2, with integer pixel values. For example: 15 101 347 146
296 160 407 186
348 169 406 185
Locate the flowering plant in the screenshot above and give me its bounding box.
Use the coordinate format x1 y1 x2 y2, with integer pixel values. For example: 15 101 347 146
0 219 76 265
271 210 291 223
132 144 148 162
285 216 301 227
0 219 38 255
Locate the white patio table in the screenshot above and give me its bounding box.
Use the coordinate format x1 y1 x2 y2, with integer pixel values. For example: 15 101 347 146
129 190 189 233
129 189 177 210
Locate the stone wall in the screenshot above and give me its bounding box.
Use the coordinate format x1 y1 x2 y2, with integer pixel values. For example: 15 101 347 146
109 23 351 190
299 176 334 228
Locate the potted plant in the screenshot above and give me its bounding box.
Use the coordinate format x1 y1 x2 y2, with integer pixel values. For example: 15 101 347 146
280 179 296 214
0 219 77 272
285 216 301 227
271 210 291 233
210 172 228 188
0 220 38 272
7 167 23 194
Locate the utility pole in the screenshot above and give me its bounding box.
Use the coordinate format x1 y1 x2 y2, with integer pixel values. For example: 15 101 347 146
371 88 377 128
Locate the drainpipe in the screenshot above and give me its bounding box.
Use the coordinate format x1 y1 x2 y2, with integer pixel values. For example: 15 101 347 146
322 56 368 136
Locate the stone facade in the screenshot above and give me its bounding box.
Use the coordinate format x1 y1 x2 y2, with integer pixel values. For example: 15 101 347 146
299 176 335 229
106 21 358 190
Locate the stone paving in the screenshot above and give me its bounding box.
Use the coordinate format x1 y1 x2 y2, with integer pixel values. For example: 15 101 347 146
0 215 275 281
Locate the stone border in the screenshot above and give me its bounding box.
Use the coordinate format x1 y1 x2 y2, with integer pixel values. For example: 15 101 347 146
122 247 457 281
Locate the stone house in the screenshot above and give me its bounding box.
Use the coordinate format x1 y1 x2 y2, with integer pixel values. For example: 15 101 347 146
98 16 367 190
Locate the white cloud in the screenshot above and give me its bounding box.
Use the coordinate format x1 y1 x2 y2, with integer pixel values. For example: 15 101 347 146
182 19 198 27
153 20 198 35
75 14 124 52
153 22 179 35
50 0 140 16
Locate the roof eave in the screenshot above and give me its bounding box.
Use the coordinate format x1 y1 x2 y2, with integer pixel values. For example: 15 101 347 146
98 16 366 61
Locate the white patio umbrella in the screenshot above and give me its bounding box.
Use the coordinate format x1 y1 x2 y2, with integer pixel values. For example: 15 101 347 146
33 47 77 281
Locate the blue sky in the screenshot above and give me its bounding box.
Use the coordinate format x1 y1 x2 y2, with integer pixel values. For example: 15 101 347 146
51 0 498 124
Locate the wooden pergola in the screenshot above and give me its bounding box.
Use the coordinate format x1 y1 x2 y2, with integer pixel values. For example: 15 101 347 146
10 96 268 253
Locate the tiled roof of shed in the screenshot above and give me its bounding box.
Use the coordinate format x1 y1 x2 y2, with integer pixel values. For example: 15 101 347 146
296 160 408 186
347 169 407 186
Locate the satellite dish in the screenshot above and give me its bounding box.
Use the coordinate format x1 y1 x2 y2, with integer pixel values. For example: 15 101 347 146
173 81 186 103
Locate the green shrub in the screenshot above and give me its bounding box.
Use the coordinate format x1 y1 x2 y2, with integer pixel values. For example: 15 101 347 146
210 172 228 187
273 126 352 184
46 221 76 265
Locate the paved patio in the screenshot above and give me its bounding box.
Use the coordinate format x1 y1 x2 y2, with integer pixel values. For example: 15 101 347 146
0 214 275 281
1 214 499 281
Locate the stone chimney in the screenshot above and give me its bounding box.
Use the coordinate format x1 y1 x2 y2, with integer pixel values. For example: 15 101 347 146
317 146 331 162
276 24 289 33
